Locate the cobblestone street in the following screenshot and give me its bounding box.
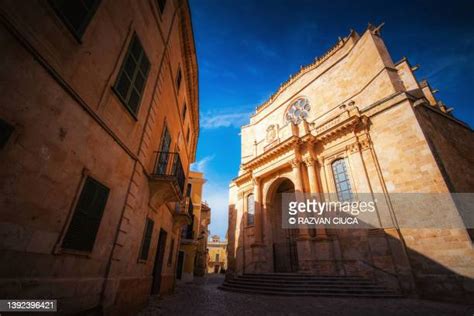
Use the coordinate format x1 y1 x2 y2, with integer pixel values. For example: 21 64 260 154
139 275 474 316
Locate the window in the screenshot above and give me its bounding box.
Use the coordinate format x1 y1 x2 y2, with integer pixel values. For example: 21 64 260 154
62 176 109 252
167 238 175 265
0 119 14 149
216 253 219 262
332 159 353 201
182 103 187 121
247 194 255 226
156 0 167 14
139 218 154 260
286 97 310 125
175 67 182 91
50 0 101 40
114 34 150 116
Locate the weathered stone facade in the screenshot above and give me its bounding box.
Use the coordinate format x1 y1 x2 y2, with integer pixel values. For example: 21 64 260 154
0 0 198 314
208 235 228 274
227 25 474 303
177 171 210 282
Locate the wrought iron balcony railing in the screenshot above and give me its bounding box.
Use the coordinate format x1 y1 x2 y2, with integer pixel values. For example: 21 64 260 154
148 151 186 206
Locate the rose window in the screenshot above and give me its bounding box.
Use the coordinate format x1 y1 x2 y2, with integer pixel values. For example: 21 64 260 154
286 98 310 124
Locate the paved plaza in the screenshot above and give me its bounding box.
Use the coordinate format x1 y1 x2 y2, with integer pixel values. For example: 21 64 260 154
139 275 474 316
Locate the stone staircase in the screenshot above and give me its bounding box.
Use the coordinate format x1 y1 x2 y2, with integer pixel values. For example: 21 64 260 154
219 273 401 298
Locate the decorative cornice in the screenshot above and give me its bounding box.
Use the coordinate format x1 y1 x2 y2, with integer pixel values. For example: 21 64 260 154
177 0 199 160
313 110 366 144
255 30 358 113
232 172 252 186
242 136 299 170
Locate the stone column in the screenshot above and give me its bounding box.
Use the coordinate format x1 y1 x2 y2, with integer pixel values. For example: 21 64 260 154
253 177 263 245
303 156 327 237
290 158 309 239
250 177 266 272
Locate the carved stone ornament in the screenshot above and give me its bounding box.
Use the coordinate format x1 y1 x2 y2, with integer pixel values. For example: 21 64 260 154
266 124 277 143
286 98 310 125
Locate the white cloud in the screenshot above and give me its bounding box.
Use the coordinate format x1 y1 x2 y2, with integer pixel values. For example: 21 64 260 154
203 182 230 239
200 111 251 129
190 155 215 173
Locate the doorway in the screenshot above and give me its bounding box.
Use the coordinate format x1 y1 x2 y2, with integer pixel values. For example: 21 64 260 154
151 229 167 294
270 178 299 272
176 251 185 280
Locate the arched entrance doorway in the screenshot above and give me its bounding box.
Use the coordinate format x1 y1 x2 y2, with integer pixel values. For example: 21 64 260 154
268 178 299 272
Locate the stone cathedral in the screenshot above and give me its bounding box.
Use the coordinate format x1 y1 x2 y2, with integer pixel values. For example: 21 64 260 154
227 25 474 302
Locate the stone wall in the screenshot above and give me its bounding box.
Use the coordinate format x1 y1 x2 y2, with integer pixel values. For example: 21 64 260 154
0 0 198 313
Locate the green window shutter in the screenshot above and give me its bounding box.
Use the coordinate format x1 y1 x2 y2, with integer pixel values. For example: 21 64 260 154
49 0 101 40
140 218 154 260
114 34 150 116
62 176 109 252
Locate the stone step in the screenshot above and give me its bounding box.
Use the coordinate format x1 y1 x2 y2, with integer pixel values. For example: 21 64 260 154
243 273 365 278
222 283 395 293
236 276 374 283
238 275 372 282
227 279 384 289
219 285 402 298
220 273 401 298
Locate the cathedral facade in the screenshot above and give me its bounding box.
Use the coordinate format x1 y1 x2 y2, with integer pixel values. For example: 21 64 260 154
227 25 474 302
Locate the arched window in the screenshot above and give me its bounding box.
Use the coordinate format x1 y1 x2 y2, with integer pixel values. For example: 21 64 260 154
332 159 353 201
247 194 255 225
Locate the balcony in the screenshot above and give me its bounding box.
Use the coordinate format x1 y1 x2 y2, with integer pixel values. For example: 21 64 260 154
180 198 195 239
173 197 192 229
148 151 186 206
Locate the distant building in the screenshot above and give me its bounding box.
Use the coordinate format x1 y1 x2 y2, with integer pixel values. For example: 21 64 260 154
0 0 198 313
194 202 211 276
176 171 211 282
228 25 474 302
208 236 227 273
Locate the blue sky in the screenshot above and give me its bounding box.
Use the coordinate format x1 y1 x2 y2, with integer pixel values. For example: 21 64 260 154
189 0 474 239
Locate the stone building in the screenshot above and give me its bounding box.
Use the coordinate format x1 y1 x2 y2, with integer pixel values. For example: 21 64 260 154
195 201 211 276
208 235 228 274
0 0 198 314
227 25 474 302
176 171 211 281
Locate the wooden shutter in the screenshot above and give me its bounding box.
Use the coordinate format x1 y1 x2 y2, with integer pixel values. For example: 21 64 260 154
114 34 150 116
62 176 109 252
49 0 101 40
139 218 154 260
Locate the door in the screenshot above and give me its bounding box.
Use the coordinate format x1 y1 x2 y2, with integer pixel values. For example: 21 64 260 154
176 251 185 280
151 229 168 294
272 179 298 272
